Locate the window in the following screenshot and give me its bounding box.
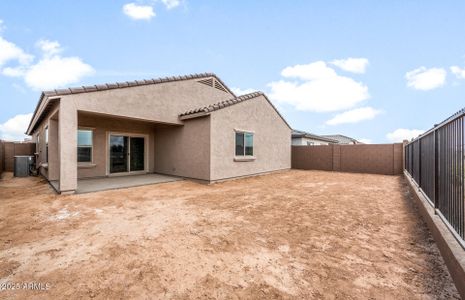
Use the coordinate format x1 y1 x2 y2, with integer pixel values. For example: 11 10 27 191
36 133 40 153
45 126 49 162
77 129 93 163
235 131 253 156
307 141 314 146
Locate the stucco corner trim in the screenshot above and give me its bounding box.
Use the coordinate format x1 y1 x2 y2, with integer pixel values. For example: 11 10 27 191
233 156 256 162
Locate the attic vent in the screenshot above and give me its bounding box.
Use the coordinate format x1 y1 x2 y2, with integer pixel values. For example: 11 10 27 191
197 78 214 87
214 79 228 93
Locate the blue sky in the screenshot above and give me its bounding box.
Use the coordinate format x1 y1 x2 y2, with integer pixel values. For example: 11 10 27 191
1 1 464 142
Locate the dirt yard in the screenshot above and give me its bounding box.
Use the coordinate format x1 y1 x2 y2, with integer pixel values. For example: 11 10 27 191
0 170 460 299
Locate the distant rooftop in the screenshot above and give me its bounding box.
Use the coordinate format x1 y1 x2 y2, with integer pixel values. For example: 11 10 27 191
321 134 362 144
292 130 339 143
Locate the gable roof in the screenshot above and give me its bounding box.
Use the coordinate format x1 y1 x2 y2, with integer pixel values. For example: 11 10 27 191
179 91 292 130
40 72 234 98
292 130 339 143
321 134 361 144
26 72 234 135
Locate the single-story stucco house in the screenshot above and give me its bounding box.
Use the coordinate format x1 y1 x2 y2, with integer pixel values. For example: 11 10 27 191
25 73 292 194
291 130 339 146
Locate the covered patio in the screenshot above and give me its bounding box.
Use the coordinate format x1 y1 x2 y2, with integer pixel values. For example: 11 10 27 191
50 173 182 194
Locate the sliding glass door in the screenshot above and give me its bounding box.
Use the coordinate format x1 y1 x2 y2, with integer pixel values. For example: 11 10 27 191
109 134 145 174
129 137 145 172
110 135 128 173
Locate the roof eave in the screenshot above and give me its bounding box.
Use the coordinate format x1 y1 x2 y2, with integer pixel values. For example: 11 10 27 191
179 111 210 120
26 95 61 135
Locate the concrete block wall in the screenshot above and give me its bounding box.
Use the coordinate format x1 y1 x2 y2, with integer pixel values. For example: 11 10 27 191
291 145 333 171
0 141 36 173
292 143 404 175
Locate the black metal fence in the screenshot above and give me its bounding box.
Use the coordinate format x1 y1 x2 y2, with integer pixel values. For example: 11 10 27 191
405 108 465 245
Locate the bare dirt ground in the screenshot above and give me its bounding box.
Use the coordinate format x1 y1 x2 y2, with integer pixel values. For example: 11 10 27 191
0 170 460 299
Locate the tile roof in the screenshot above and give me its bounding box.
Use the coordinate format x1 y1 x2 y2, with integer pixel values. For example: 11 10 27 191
179 91 292 129
180 91 263 117
320 134 361 144
292 130 339 143
40 72 234 97
26 72 234 135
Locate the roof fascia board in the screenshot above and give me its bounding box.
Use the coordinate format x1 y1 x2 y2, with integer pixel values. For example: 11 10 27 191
26 95 61 135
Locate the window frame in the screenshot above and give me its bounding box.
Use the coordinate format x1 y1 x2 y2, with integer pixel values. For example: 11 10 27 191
45 126 49 162
36 132 40 154
77 128 94 163
234 130 254 158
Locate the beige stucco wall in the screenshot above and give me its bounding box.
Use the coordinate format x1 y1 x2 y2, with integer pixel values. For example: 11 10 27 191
154 116 210 181
30 77 233 192
77 112 157 179
29 78 292 190
31 103 59 180
209 95 291 181
63 78 233 125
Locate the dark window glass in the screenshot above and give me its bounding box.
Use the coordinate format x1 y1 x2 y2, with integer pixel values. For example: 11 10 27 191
245 133 253 156
110 135 128 173
130 137 145 171
235 132 244 156
77 147 92 162
45 127 48 162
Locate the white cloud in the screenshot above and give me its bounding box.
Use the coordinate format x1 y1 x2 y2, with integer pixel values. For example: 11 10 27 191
24 56 94 90
123 3 156 20
2 66 26 77
386 128 424 143
0 36 34 67
268 61 369 112
281 61 336 80
0 113 33 141
405 67 446 90
450 66 465 79
330 57 369 74
1 35 94 90
36 39 62 57
161 0 181 9
231 87 256 95
325 106 381 126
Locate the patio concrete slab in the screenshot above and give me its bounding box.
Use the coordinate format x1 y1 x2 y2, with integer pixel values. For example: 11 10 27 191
56 173 182 194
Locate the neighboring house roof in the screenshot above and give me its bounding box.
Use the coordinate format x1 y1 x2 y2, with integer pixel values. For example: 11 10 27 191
26 73 235 135
291 130 339 143
179 91 292 130
321 134 362 144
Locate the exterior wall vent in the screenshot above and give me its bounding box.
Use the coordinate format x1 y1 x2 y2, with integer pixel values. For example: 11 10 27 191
214 80 228 93
197 78 214 87
197 77 229 94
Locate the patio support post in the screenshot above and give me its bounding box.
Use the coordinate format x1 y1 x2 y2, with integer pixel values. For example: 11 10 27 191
58 100 77 193
48 118 59 181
